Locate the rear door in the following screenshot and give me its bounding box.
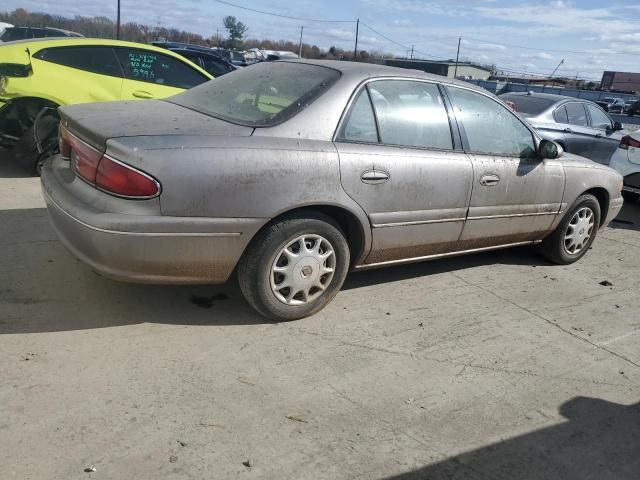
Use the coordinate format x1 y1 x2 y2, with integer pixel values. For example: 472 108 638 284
445 85 565 247
32 46 124 103
561 102 595 158
335 79 473 265
114 48 210 100
585 103 620 164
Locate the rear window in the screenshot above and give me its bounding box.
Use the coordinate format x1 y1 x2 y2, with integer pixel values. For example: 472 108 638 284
169 62 340 127
500 94 555 116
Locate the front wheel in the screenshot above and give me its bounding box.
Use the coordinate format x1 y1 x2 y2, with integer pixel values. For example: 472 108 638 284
539 194 601 265
237 213 350 321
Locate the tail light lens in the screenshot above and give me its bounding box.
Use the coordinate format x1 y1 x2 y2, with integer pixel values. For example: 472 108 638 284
58 124 160 198
619 135 640 150
96 157 160 198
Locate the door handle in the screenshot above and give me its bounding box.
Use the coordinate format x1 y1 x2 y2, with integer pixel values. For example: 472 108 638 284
563 128 573 133
361 170 390 184
132 90 154 99
479 174 500 186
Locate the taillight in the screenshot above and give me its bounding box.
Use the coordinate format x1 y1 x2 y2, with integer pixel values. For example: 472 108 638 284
96 156 160 198
619 135 640 150
58 124 160 198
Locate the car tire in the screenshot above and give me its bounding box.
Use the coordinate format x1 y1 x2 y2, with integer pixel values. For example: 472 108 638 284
540 194 601 265
237 212 350 321
622 191 640 203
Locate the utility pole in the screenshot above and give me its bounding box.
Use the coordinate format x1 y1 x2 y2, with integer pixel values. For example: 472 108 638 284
298 25 304 58
410 45 414 60
353 18 359 60
550 59 564 88
116 0 121 40
453 36 461 78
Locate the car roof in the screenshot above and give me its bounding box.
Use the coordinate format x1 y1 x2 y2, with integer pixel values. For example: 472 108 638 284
501 92 581 102
277 59 489 92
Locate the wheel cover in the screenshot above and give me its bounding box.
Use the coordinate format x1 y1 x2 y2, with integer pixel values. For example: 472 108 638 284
564 207 594 255
270 234 336 305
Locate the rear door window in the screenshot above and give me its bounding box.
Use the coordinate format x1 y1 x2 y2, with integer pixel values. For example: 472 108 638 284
115 48 209 89
368 80 453 150
338 89 379 143
33 46 123 78
565 102 588 127
553 106 569 124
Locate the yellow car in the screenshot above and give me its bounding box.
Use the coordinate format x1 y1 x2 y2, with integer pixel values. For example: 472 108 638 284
0 37 212 173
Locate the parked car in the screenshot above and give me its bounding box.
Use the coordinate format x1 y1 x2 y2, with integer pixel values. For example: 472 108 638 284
595 97 626 114
152 41 236 77
626 100 640 116
0 26 82 42
500 92 624 165
0 37 212 173
609 132 640 202
623 99 638 114
41 61 623 321
214 48 247 66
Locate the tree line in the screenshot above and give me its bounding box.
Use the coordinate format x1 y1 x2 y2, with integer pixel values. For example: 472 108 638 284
0 9 392 60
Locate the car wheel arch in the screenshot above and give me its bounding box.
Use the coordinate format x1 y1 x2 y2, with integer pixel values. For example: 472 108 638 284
244 204 371 268
582 187 609 227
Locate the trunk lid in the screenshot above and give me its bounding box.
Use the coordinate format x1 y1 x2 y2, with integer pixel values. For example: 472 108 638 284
59 100 254 151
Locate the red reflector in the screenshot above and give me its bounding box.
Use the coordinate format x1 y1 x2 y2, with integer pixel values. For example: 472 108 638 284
96 156 159 198
619 135 640 150
70 136 103 183
58 125 71 160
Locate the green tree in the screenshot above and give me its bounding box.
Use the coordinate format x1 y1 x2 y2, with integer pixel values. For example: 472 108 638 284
223 16 248 50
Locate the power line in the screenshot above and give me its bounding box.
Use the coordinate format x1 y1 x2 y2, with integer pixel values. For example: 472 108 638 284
211 0 355 23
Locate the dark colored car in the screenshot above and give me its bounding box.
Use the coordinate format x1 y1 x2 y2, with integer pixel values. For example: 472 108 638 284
627 100 640 116
500 92 625 165
152 41 236 77
595 97 625 114
0 26 82 42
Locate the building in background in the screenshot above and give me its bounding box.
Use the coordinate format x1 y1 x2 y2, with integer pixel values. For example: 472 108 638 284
383 59 493 80
601 71 640 93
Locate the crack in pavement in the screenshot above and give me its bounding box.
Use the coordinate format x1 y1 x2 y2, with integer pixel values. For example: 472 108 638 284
448 272 640 370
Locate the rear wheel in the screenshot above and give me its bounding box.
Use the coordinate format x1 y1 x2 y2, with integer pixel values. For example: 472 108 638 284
539 194 600 265
238 213 350 321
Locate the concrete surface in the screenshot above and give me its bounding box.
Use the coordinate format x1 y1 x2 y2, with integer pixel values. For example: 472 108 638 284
1 154 639 480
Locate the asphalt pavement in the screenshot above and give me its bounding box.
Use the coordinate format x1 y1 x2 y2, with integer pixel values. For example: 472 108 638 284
1 155 639 480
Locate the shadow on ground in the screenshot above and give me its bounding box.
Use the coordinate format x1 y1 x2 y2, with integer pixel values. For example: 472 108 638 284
1 206 550 334
0 149 34 178
383 396 640 480
610 200 640 232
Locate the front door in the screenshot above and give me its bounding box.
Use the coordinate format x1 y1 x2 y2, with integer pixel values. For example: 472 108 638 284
561 102 596 159
114 47 208 100
585 103 621 165
445 86 565 247
335 79 473 265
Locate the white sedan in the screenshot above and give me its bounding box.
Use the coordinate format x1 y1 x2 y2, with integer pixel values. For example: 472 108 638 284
609 132 640 202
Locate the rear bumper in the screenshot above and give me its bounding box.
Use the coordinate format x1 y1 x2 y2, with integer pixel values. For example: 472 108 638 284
41 158 267 284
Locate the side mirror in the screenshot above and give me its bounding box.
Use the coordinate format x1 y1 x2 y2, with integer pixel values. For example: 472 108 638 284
539 139 562 159
612 121 623 132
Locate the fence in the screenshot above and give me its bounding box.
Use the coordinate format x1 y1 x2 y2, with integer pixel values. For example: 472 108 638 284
465 80 639 103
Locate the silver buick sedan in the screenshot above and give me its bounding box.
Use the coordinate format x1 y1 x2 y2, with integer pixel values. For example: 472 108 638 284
41 60 624 320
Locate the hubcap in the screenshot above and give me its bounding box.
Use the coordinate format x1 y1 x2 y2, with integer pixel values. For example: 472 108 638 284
270 234 336 305
564 207 594 255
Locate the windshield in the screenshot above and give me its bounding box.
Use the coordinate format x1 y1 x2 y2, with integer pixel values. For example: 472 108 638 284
169 62 341 127
500 94 556 116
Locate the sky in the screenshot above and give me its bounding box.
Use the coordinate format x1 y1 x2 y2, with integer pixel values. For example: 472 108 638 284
4 0 640 81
